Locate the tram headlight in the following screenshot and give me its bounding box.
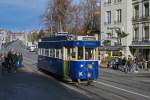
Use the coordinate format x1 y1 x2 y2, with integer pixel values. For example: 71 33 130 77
80 64 84 68
92 62 95 65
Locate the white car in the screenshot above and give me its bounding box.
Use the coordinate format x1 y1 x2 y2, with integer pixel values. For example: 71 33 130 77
29 45 36 52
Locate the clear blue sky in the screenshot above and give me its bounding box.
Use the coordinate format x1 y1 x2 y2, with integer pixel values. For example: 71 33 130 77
0 0 48 32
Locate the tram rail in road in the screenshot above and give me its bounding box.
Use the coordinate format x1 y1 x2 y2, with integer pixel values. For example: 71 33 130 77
96 81 150 99
22 47 150 100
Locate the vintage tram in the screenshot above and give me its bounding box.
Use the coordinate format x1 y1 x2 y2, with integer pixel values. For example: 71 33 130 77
38 32 101 83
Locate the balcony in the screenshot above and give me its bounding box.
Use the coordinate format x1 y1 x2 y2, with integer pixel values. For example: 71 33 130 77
114 20 121 25
142 37 150 42
132 16 140 21
132 38 150 46
114 0 122 4
104 2 111 6
132 0 139 4
141 15 150 21
104 22 111 25
114 42 122 46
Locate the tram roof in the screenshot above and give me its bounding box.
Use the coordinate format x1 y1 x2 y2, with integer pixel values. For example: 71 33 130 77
38 40 101 49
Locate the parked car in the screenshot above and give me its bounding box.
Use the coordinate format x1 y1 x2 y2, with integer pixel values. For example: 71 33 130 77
29 45 37 52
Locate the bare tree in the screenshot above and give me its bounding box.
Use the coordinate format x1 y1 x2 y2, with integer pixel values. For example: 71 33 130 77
81 0 100 34
43 0 100 35
43 0 74 33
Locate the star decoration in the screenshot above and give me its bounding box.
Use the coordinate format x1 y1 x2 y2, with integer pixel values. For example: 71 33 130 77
80 64 84 68
79 72 83 77
87 73 91 77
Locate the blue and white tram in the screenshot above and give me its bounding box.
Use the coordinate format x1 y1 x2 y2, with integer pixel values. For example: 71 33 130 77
38 34 101 82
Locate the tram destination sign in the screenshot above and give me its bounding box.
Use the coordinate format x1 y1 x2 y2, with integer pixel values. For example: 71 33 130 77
82 37 96 41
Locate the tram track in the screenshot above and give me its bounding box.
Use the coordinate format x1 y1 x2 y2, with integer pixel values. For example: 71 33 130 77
22 50 150 100
23 53 94 99
77 84 132 100
99 76 150 93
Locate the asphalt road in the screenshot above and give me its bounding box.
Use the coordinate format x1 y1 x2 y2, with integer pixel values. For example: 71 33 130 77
0 40 150 100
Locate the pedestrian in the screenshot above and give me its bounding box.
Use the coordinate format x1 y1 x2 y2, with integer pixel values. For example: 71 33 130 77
115 57 119 70
122 57 127 66
18 52 23 67
13 52 20 71
7 51 14 72
126 57 132 72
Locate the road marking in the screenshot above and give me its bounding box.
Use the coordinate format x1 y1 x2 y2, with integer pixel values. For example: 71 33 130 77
96 81 150 99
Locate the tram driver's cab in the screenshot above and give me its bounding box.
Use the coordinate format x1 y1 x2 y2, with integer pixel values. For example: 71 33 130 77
62 35 100 81
65 47 98 61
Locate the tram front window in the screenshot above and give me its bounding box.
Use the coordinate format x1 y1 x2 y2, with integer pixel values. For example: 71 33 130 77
67 48 76 60
78 47 83 60
66 47 96 60
85 48 95 60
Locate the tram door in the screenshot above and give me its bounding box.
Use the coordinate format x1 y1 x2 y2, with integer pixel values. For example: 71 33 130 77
63 47 77 78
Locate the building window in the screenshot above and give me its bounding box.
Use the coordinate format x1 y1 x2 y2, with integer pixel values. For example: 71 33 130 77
134 28 139 41
106 11 111 24
104 0 111 5
114 0 122 3
144 26 149 40
144 3 149 17
116 9 122 23
134 5 139 18
108 0 111 4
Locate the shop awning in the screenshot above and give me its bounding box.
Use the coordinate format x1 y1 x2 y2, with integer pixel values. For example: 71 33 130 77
99 46 125 51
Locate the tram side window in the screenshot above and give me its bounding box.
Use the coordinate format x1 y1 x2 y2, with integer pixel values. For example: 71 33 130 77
59 49 62 59
52 49 55 57
70 48 76 60
49 49 53 57
41 48 44 56
78 47 83 60
48 49 51 57
55 49 59 58
45 49 49 57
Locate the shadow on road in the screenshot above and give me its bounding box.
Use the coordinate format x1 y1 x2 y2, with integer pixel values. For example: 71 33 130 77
0 69 91 100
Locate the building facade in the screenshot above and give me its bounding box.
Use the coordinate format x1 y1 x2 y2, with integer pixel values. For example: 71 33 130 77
101 0 133 57
131 0 150 60
0 29 11 48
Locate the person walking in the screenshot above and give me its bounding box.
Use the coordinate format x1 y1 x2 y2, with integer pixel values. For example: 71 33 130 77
13 52 19 72
115 57 119 70
18 52 23 67
7 51 14 73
